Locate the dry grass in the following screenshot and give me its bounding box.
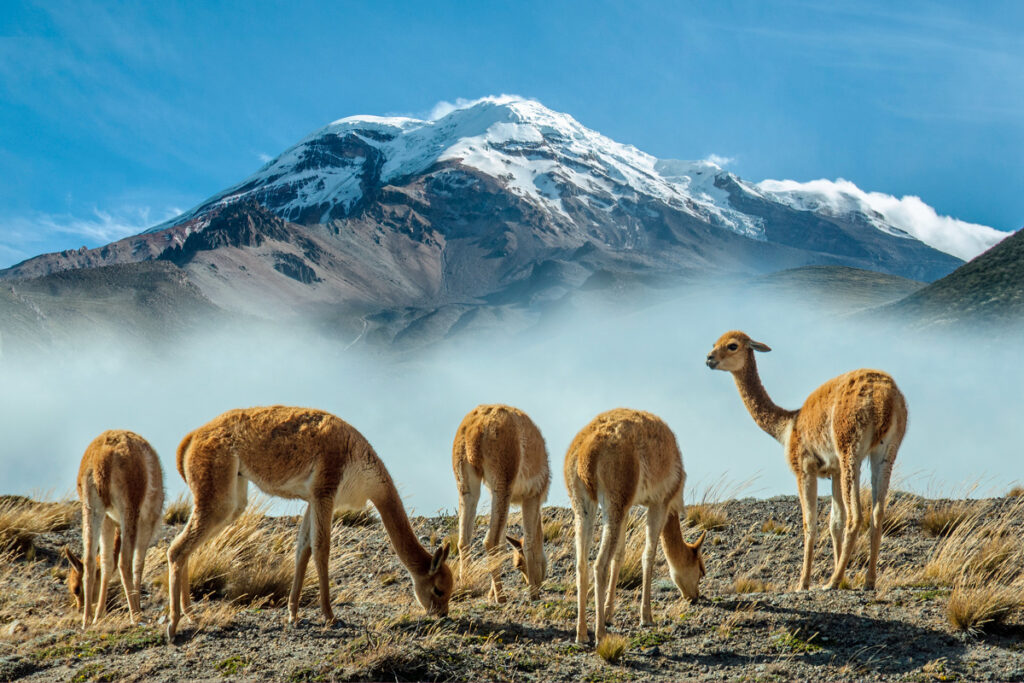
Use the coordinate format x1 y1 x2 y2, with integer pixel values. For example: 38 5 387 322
453 552 507 601
946 584 1020 634
152 499 301 606
543 518 568 543
596 633 628 663
732 575 775 594
615 513 646 590
685 504 729 531
163 492 191 525
759 519 790 535
333 505 378 527
920 500 975 537
857 489 920 535
1007 485 1024 498
0 496 76 558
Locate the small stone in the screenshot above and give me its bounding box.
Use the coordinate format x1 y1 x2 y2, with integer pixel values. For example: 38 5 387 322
157 615 167 624
6 620 26 635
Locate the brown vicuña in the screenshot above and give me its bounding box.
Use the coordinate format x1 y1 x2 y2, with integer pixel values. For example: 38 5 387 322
72 430 164 628
452 404 549 602
165 405 453 643
706 330 908 590
565 408 705 644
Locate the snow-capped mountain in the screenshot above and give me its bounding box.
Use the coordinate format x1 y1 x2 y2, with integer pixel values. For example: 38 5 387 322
1 96 1005 340
151 97 766 241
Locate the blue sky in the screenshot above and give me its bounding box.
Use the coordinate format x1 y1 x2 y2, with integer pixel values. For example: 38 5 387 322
1 0 1021 268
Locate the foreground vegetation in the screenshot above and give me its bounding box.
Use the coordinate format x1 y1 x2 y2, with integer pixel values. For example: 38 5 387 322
1 488 1023 682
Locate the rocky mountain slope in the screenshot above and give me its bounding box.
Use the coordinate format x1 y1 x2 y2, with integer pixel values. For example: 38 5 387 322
1 97 1012 348
879 225 1023 329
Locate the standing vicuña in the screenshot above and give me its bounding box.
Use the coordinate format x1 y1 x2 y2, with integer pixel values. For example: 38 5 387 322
166 406 453 643
73 430 164 628
453 404 549 602
706 331 907 590
565 409 705 644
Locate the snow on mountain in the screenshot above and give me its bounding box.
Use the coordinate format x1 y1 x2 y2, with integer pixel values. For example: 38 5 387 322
151 97 765 240
756 178 1008 261
148 96 1002 262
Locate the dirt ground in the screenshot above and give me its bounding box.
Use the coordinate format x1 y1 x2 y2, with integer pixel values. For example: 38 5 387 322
2 493 1023 682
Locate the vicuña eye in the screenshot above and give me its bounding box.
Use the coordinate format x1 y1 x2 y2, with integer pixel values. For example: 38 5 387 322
727 343 738 351
431 586 444 597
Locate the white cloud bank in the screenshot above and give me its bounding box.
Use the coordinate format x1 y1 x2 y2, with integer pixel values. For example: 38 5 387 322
756 178 1009 261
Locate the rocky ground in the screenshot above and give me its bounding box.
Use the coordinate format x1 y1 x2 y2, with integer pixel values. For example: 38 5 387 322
2 492 1023 682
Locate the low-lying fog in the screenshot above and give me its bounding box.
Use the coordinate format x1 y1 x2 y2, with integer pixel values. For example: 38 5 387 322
1 286 1020 517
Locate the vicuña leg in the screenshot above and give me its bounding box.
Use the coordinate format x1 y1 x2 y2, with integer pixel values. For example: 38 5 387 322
604 535 625 624
572 495 597 644
828 458 861 589
118 512 140 621
456 463 481 584
80 504 103 629
288 506 313 625
309 495 335 625
593 504 626 642
797 468 819 590
484 485 511 604
521 494 543 599
866 449 894 589
828 477 845 577
94 516 117 622
640 504 667 626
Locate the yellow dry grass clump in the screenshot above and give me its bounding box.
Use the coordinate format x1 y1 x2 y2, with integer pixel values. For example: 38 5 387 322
152 499 310 607
0 495 76 558
596 633 628 664
912 497 1024 633
163 492 191 525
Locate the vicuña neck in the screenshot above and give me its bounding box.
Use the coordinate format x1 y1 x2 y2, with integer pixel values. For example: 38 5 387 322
660 511 691 572
372 476 432 576
732 357 796 443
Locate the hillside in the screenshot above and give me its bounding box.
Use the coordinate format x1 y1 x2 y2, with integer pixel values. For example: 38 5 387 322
881 227 1023 328
2 494 1023 682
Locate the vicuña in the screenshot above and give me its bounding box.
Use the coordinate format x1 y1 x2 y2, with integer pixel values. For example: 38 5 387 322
706 331 907 590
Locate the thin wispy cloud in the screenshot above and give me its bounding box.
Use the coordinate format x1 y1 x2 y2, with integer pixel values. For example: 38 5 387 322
705 154 735 168
0 205 182 268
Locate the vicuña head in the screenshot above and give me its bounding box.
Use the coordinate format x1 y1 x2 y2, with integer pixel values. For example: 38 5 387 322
706 330 907 591
63 529 121 612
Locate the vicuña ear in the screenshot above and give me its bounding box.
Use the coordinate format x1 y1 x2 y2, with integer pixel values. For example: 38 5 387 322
430 542 450 575
749 341 772 353
63 546 83 573
690 530 707 552
506 535 523 550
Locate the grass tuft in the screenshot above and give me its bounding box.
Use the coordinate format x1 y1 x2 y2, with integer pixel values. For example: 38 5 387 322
947 585 1019 634
733 575 774 594
0 495 76 558
333 505 378 527
163 493 191 525
595 633 628 664
920 501 974 537
759 519 790 535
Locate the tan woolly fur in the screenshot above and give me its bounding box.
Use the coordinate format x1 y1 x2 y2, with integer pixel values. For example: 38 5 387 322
164 405 453 643
452 404 550 602
564 408 706 644
70 430 164 629
706 330 908 590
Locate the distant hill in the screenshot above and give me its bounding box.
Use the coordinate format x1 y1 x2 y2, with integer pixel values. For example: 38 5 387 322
750 265 924 311
0 262 224 356
880 228 1023 329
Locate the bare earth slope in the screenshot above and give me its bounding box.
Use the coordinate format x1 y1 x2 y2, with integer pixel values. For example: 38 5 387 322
2 495 1023 682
